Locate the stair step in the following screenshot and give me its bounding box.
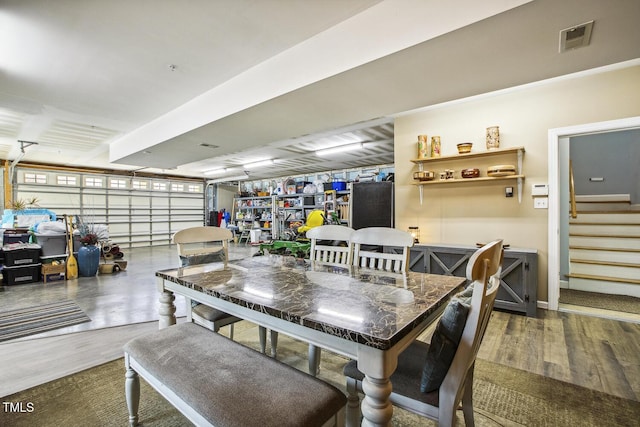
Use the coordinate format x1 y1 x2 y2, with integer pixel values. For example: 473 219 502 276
570 262 640 281
571 259 640 268
567 273 640 285
569 222 640 237
570 232 640 238
570 248 640 264
569 236 640 250
569 222 640 226
567 275 640 297
570 245 640 253
575 209 640 214
575 203 635 211
575 194 630 203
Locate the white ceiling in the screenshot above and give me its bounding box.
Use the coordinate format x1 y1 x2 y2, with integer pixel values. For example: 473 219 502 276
1 0 639 181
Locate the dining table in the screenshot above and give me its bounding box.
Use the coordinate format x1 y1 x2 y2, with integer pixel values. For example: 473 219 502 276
155 254 466 427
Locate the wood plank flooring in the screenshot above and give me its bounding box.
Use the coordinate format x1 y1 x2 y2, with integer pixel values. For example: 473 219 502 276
478 309 640 401
1 244 638 405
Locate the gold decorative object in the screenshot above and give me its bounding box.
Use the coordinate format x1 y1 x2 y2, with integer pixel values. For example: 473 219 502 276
431 136 441 157
413 170 435 181
456 142 473 154
487 164 516 177
417 134 429 159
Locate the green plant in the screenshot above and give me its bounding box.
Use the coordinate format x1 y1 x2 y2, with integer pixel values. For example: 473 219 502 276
11 197 40 211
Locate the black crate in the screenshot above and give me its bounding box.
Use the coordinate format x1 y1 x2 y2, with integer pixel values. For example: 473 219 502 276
2 244 42 267
2 263 41 285
3 233 30 245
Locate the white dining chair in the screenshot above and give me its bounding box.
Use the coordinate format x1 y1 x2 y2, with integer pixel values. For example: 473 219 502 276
307 225 354 374
343 239 504 426
173 226 241 338
351 227 414 272
262 224 355 376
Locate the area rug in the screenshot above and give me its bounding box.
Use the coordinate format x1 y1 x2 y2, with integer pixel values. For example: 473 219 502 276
0 300 91 342
560 288 640 315
2 355 638 426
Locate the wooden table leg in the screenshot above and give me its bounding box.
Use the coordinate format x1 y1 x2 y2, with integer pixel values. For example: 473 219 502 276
361 375 393 426
355 345 396 426
158 290 176 329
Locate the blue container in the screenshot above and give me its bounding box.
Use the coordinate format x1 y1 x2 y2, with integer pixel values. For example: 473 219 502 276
331 181 347 191
78 244 100 277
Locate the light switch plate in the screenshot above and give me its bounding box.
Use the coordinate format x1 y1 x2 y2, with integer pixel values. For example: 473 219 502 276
534 198 548 209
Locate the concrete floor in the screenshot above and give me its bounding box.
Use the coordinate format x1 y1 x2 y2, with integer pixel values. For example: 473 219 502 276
0 243 260 397
0 243 259 339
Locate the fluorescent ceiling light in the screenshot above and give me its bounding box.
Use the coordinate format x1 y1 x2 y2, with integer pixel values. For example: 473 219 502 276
315 143 363 156
243 159 274 169
207 174 249 183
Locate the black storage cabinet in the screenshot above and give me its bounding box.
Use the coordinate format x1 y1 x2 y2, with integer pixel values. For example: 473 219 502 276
386 243 538 317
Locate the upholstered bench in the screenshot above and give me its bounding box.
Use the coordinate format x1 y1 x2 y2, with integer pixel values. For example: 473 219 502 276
123 322 346 427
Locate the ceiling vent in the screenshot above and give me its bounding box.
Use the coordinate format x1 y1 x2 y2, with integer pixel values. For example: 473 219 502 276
559 20 594 53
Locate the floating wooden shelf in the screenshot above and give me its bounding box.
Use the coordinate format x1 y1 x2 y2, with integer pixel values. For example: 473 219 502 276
411 146 525 204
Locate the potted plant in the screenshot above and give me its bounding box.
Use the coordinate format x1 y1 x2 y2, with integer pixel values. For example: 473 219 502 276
76 216 101 277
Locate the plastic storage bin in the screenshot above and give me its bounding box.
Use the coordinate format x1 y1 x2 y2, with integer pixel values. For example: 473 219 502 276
2 232 30 245
2 263 41 285
34 234 67 257
2 244 42 267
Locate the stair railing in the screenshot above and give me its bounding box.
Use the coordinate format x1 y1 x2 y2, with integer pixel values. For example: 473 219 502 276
569 160 577 219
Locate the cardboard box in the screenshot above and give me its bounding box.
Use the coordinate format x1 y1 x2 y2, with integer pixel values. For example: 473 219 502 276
41 263 66 283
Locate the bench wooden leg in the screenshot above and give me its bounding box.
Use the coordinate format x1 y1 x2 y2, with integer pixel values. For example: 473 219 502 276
345 377 361 427
270 329 278 358
125 354 140 427
309 344 321 377
259 326 267 353
258 327 279 357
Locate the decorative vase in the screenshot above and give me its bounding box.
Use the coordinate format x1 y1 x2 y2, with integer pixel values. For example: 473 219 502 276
417 134 429 159
78 244 100 277
486 126 500 150
431 136 441 157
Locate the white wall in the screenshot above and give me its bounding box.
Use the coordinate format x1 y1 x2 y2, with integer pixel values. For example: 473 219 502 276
394 64 640 302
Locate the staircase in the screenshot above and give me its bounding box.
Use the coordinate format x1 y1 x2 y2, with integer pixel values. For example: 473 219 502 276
568 194 640 298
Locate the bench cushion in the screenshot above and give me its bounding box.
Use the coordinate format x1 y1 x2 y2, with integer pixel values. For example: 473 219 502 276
124 322 345 427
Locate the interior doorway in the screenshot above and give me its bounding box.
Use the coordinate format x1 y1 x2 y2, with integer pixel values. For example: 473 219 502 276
548 116 640 322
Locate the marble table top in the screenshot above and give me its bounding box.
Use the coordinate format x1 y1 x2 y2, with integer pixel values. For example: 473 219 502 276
157 255 466 350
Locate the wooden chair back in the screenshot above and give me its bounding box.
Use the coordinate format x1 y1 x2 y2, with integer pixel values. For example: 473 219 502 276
172 226 232 262
351 227 414 272
306 225 354 265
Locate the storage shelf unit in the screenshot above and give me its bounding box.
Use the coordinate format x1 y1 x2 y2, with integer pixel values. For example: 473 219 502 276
410 146 525 203
235 189 353 240
234 195 275 240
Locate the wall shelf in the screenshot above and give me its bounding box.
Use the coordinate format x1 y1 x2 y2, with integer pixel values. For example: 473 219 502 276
410 146 525 204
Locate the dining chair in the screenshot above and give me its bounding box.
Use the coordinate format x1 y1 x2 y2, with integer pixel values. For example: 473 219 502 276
172 226 242 339
351 227 415 272
343 239 504 427
262 224 355 376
